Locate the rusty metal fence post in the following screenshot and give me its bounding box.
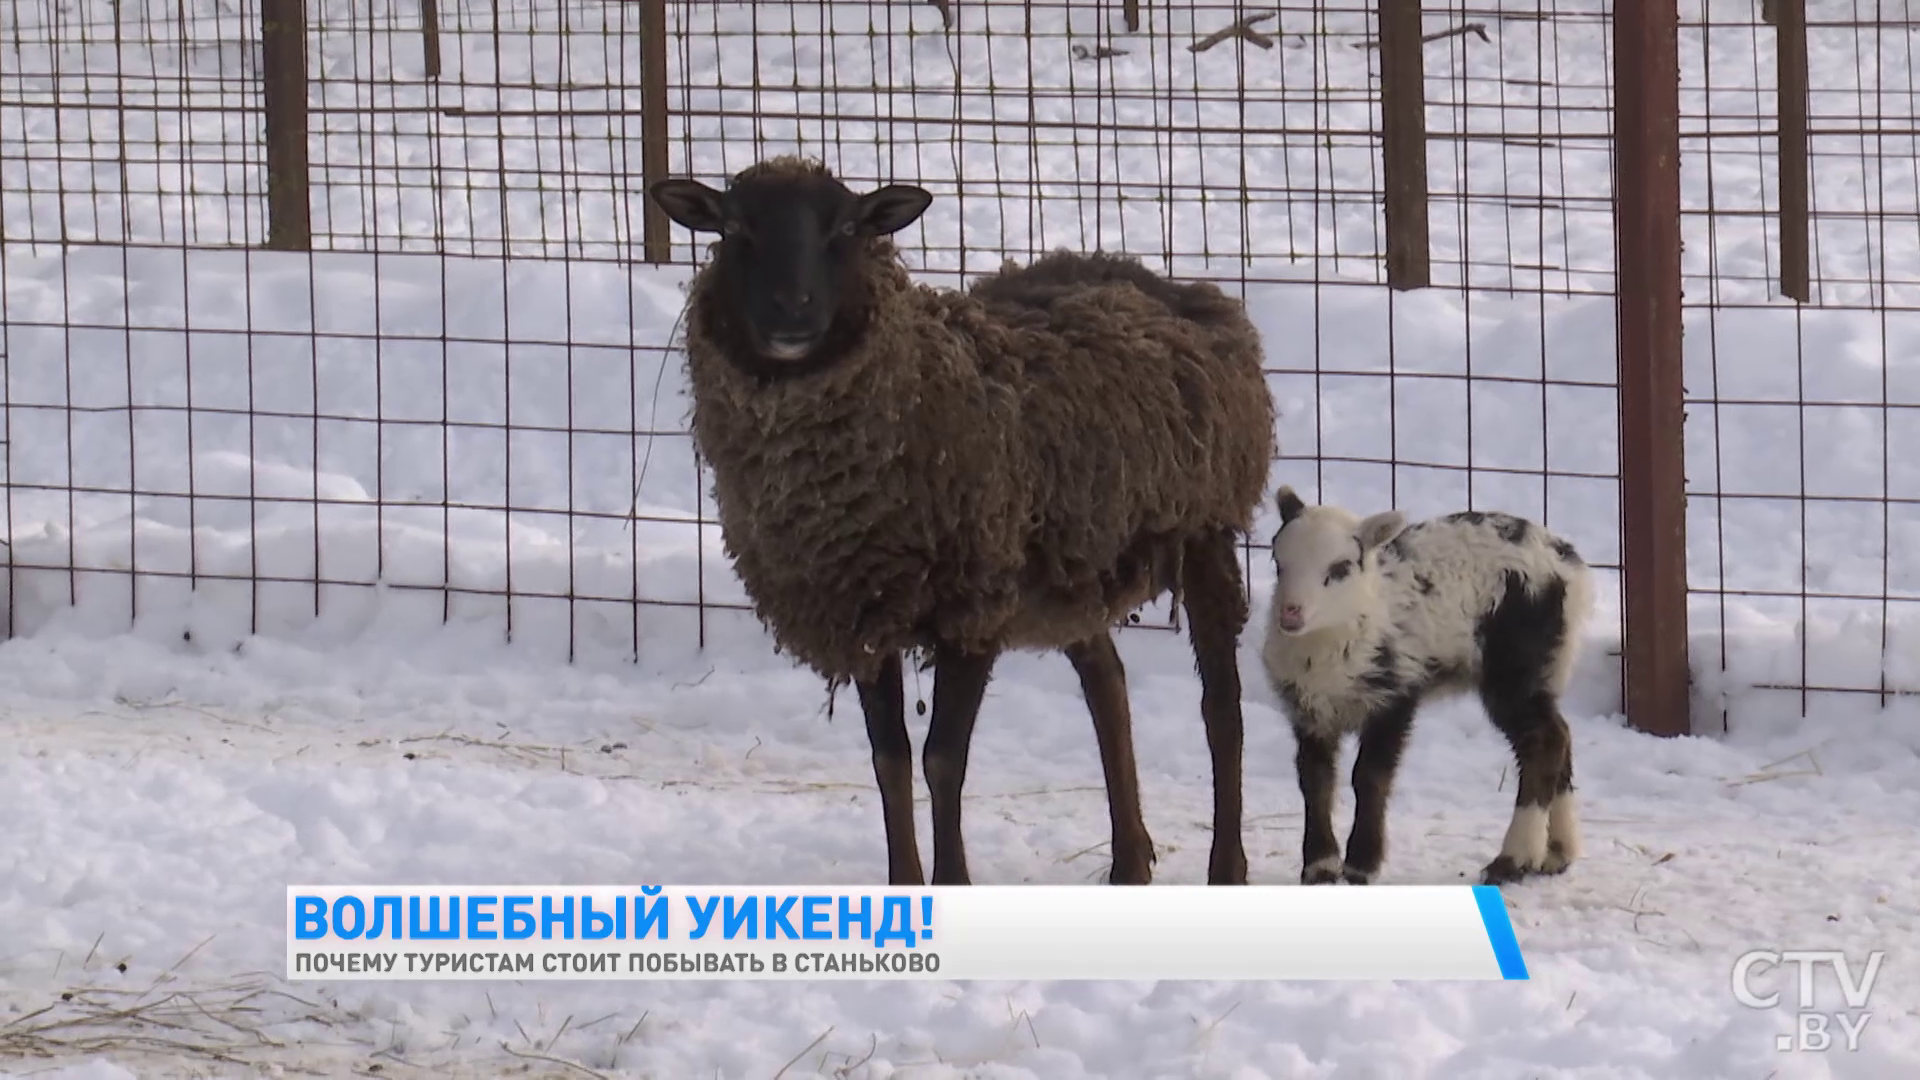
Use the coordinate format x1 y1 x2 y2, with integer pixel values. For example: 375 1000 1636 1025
261 0 312 250
1613 0 1692 737
1775 0 1810 302
1379 0 1431 290
420 0 444 81
639 0 672 264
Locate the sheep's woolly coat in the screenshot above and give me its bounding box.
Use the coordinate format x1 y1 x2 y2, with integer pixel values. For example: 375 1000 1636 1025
681 158 1276 684
1261 509 1596 738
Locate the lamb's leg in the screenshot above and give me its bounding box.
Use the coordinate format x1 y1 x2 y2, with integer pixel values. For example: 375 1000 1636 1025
1542 735 1581 875
854 652 923 885
924 642 998 885
1182 529 1249 885
1064 633 1155 885
1341 697 1416 885
1294 725 1343 884
1480 690 1572 885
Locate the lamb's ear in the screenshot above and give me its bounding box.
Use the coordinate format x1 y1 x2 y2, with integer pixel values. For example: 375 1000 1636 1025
1275 486 1307 525
649 179 729 233
1355 510 1408 554
857 185 934 235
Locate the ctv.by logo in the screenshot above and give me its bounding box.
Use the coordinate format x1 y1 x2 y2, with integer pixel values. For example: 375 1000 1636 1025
1732 949 1885 1052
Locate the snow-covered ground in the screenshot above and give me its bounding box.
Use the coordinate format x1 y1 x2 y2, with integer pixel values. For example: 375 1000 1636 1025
0 609 1916 1078
3 0 1919 1076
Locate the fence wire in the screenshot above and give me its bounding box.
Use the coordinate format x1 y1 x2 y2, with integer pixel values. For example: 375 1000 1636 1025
1679 0 1920 728
0 0 1911 729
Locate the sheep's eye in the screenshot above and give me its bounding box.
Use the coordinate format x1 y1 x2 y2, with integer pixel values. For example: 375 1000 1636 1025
721 219 742 236
838 219 857 237
1326 560 1353 583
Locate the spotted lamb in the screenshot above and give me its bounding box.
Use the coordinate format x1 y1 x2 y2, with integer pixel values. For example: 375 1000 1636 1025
1259 486 1594 886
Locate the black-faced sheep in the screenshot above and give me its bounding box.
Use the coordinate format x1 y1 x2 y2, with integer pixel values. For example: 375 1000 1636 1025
647 157 1277 886
1259 487 1593 886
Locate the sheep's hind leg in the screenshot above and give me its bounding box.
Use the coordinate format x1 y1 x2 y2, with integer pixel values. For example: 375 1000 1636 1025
924 642 998 885
1340 698 1416 885
1182 529 1249 885
855 652 924 885
1064 633 1155 885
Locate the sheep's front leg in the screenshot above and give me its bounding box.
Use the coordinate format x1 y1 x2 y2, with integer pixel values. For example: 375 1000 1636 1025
1342 698 1416 885
924 642 998 885
1294 724 1344 884
855 652 924 885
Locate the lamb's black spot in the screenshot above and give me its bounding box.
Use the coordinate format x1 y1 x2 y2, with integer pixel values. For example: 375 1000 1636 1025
1474 570 1570 703
1447 510 1487 527
1550 537 1584 565
1493 514 1530 544
1359 642 1401 694
1277 488 1307 523
1326 559 1353 584
1415 573 1435 595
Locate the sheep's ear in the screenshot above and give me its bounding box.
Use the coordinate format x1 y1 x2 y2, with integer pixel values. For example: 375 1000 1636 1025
1356 510 1407 554
857 185 933 235
1275 486 1307 525
649 179 729 233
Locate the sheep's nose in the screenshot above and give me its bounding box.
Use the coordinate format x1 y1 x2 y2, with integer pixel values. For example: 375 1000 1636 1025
773 290 812 316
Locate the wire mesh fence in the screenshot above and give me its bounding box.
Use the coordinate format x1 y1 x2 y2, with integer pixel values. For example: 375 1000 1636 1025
0 0 1911 730
1678 0 1920 729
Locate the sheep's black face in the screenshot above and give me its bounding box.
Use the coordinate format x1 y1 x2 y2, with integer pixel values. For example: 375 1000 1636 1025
649 169 933 371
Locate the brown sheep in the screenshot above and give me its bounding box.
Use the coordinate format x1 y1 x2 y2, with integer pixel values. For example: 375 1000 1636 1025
648 157 1277 885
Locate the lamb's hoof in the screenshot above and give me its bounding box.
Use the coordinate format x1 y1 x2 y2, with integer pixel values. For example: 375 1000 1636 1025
1107 856 1154 886
1340 864 1376 886
1538 839 1575 876
1301 856 1345 885
1479 857 1526 885
1479 854 1548 885
1482 841 1576 885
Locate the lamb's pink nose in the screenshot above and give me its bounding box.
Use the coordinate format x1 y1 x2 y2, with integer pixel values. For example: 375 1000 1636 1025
1278 605 1305 631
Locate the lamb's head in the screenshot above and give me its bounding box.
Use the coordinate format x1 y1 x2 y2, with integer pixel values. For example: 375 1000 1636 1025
648 159 933 371
1268 486 1407 636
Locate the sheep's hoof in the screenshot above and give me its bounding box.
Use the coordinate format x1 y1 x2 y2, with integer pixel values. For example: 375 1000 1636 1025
1340 864 1376 886
1301 856 1345 885
1538 840 1576 876
1208 847 1248 886
1107 859 1154 886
